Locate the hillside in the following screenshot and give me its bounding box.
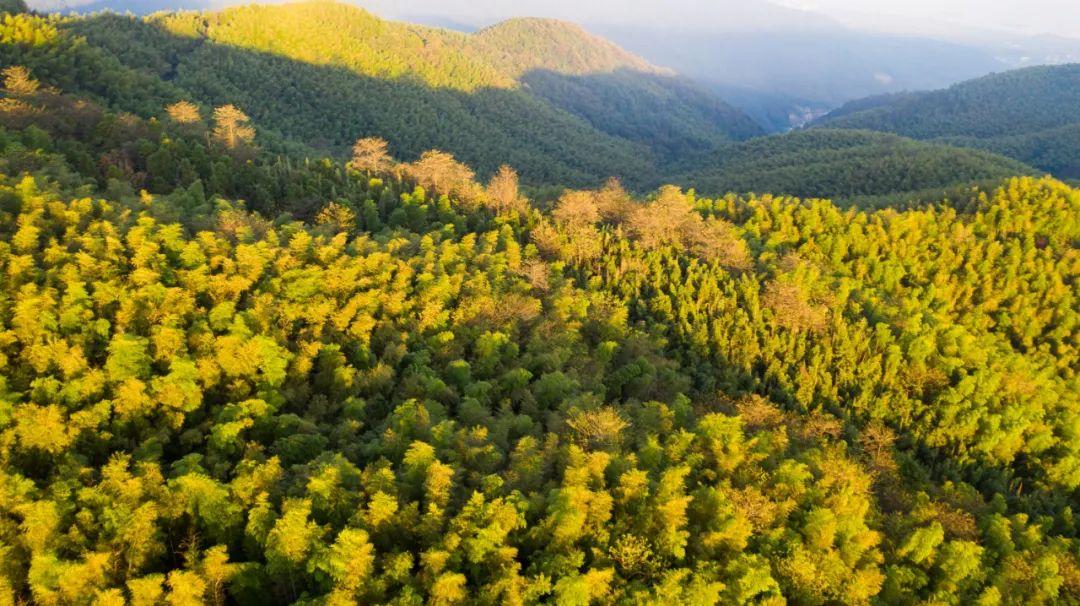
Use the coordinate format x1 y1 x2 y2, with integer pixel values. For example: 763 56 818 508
589 17 1006 131
11 0 1036 199
5 0 759 187
1 57 1079 603
677 129 1037 201
472 17 663 77
816 64 1080 178
813 90 927 122
472 18 763 155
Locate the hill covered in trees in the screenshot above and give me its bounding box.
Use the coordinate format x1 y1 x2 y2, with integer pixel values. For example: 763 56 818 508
1 1 1039 202
676 129 1037 202
1 23 1080 601
815 64 1080 178
0 0 763 188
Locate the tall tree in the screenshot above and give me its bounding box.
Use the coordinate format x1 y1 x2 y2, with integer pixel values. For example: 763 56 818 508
484 165 527 215
349 137 393 175
166 101 202 126
407 150 479 201
2 65 38 97
211 104 256 152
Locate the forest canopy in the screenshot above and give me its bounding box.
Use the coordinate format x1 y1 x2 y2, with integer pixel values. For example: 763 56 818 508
19 1 759 188
0 50 1078 604
814 64 1080 179
0 2 1043 202
676 129 1038 202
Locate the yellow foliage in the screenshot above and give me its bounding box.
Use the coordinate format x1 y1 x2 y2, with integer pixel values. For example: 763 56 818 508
165 570 207 606
429 572 468 605
13 404 71 454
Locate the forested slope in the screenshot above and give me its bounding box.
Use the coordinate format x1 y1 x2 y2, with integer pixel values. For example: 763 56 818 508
0 0 764 188
815 64 1080 178
0 38 1079 604
1 2 1036 201
471 18 763 157
677 129 1037 201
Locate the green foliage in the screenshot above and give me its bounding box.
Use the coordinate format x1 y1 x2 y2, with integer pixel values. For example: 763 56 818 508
33 1 762 188
0 12 186 118
1 11 1079 606
817 64 1080 178
679 129 1037 200
0 0 26 14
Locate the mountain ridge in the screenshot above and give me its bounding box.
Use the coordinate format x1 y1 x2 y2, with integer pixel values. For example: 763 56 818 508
472 16 668 78
814 63 1080 177
678 129 1038 201
9 0 764 186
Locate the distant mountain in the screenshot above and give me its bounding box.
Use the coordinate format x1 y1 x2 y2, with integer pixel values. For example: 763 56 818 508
815 64 1080 178
17 0 1049 195
396 0 1012 131
813 7 1080 66
591 24 1003 123
469 19 762 159
35 0 1080 137
812 91 927 123
696 84 831 133
677 129 1037 201
360 0 1080 134
15 0 761 187
472 18 663 77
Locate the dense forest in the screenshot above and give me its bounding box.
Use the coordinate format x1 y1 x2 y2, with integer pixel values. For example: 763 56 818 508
815 65 1080 179
0 0 765 189
1 16 1080 601
1 1 1048 202
676 130 1037 203
2 1 1080 604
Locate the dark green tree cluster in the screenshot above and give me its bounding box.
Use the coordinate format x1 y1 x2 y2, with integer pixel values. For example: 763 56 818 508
0 12 187 119
1 55 1080 604
677 129 1037 202
0 1 764 189
4 6 1040 203
0 0 26 14
815 65 1080 179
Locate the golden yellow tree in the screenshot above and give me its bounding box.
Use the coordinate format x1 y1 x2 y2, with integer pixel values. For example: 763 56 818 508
594 177 632 223
407 150 480 201
349 136 392 174
2 65 38 97
485 165 527 215
211 104 256 151
627 185 697 248
685 216 752 271
552 190 599 227
762 280 828 333
165 101 201 125
315 202 357 232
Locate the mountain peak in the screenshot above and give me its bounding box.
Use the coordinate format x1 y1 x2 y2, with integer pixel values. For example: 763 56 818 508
474 16 668 77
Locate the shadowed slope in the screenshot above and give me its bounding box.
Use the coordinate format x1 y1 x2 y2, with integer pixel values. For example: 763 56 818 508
678 129 1037 201
815 64 1080 177
40 1 763 186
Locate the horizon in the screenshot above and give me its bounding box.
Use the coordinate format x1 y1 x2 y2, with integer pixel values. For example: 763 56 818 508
25 0 1080 40
25 0 1080 122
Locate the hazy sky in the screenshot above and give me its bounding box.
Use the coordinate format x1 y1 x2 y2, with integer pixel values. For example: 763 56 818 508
776 0 1080 36
26 0 1080 39
353 0 1080 38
